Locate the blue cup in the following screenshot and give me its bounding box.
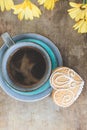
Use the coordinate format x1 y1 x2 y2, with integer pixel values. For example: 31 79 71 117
1 33 52 92
0 33 63 102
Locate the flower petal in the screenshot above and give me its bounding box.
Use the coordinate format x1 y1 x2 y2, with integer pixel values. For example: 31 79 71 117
0 0 5 11
12 0 41 21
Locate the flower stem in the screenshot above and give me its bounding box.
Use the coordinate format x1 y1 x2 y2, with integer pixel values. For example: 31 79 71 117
83 0 86 4
83 0 87 4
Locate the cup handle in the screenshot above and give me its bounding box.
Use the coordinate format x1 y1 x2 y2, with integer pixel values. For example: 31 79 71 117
1 32 15 48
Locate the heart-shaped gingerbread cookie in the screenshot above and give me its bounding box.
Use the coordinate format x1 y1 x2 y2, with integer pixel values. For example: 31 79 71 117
50 67 84 107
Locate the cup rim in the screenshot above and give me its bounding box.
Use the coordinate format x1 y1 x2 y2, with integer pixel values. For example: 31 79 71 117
1 42 52 92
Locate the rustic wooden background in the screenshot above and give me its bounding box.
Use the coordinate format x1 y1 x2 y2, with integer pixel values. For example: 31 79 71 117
0 0 87 130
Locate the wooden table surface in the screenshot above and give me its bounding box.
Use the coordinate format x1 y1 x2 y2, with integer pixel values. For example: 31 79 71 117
0 0 87 130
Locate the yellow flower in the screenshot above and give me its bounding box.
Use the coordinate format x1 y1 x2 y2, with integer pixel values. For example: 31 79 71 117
73 18 87 33
38 0 58 10
0 0 14 11
12 0 41 20
68 2 87 21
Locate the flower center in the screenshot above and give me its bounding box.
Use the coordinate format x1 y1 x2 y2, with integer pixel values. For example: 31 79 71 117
80 5 86 10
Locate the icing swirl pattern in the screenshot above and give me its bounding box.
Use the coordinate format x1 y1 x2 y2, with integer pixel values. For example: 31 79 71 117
50 67 84 107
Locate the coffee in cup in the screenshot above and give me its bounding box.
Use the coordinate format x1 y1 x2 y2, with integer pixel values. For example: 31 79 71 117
7 46 46 88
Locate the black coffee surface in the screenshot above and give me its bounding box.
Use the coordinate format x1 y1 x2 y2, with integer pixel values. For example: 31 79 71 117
7 47 46 88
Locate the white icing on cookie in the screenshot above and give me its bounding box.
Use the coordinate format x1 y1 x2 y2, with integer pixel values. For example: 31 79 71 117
51 67 84 107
